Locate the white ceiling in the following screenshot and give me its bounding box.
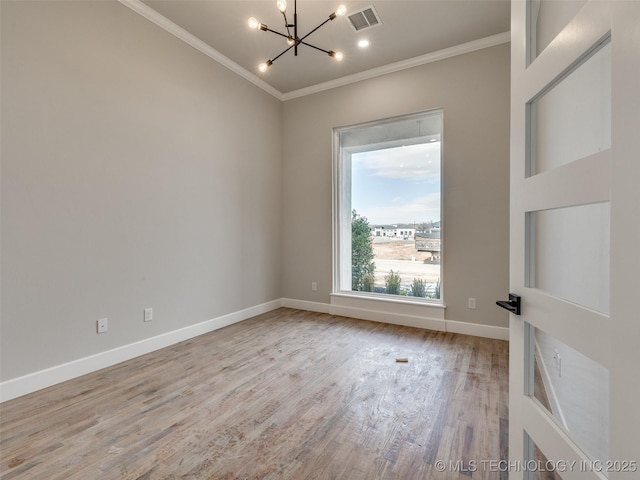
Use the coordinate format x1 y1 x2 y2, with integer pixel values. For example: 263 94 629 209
134 0 510 98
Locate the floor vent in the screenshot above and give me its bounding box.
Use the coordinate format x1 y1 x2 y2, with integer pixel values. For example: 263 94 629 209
347 6 381 32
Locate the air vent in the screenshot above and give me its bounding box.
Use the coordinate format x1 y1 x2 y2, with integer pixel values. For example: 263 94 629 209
347 6 381 32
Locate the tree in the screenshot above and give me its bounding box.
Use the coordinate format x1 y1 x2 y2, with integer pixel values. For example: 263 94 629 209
352 210 375 291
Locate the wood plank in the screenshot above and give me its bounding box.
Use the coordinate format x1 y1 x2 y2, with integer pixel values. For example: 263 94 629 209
1 308 508 479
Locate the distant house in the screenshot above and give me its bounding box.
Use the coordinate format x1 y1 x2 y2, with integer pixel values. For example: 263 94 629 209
370 225 416 239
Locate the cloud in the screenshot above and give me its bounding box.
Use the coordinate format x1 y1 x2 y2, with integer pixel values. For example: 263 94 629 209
351 142 441 224
353 143 440 183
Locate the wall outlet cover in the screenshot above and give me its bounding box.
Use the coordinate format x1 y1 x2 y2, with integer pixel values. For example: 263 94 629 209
97 318 108 334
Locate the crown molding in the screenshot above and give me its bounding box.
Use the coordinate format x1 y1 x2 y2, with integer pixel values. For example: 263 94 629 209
118 0 284 100
281 31 511 100
120 0 509 102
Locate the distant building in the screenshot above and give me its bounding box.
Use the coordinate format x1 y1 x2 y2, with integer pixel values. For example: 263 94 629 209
370 225 416 239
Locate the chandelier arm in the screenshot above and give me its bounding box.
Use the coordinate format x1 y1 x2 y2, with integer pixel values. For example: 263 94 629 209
263 27 291 40
270 44 296 63
298 17 332 43
298 40 331 55
251 0 344 71
294 0 298 56
281 11 292 37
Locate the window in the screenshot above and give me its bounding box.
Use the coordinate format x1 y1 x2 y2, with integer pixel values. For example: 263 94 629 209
333 110 443 302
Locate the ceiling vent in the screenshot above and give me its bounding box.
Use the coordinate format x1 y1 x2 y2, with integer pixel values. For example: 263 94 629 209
347 6 381 32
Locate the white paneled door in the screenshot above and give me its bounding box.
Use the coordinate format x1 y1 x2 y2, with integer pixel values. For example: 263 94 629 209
508 1 640 479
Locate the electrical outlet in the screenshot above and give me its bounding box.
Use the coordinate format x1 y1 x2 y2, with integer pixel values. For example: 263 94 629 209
144 307 153 322
311 282 317 291
468 297 476 309
97 318 108 334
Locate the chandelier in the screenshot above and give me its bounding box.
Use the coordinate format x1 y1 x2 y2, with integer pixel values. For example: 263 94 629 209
248 0 347 72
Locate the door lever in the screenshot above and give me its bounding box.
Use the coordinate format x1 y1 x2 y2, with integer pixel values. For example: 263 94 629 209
496 293 521 315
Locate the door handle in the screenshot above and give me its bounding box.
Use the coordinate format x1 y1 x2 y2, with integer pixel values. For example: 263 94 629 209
496 293 521 315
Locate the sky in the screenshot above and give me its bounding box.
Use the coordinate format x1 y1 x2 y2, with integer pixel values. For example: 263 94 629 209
351 142 441 226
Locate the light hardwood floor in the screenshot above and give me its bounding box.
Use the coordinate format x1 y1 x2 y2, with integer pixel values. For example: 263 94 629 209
0 308 509 479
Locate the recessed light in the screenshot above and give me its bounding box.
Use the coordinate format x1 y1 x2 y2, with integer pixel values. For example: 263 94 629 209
358 39 370 48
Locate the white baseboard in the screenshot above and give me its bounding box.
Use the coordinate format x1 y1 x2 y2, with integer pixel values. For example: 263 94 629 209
446 319 509 341
267 298 509 340
1 297 508 403
332 304 509 340
281 298 331 313
0 299 283 403
327 295 507 340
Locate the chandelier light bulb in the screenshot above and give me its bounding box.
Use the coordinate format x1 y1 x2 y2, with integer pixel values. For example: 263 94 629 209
248 17 260 29
249 3 347 71
258 60 273 73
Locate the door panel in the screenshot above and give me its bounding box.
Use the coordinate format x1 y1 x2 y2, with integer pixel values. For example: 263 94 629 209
529 41 611 176
510 0 619 479
527 431 565 480
609 1 640 471
532 325 609 463
528 0 588 61
528 203 610 314
519 289 609 369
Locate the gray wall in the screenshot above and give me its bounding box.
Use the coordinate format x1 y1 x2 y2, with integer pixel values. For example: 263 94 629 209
1 1 283 381
281 44 510 327
1 1 510 385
